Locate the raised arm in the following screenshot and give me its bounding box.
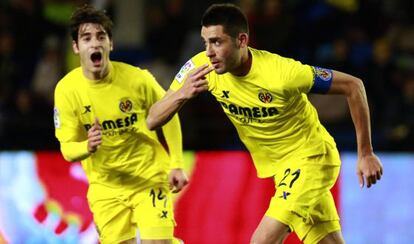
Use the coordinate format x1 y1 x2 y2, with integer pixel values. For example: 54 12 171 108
146 89 188 131
328 70 383 188
146 64 213 130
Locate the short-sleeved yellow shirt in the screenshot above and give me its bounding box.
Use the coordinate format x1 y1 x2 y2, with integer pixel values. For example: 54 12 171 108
54 61 171 189
171 48 336 178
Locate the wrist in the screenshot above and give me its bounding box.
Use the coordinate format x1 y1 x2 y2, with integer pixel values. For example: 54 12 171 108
358 147 374 157
177 89 191 102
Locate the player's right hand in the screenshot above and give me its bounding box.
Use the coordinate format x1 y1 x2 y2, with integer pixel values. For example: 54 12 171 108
87 117 102 153
181 64 214 99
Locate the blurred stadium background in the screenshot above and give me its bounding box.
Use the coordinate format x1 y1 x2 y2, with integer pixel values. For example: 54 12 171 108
0 0 413 243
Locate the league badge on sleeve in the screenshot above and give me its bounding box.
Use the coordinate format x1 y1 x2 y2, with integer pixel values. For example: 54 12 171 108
53 107 60 129
175 60 195 83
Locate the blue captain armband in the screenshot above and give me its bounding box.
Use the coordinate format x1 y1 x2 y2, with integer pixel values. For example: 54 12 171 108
309 66 333 94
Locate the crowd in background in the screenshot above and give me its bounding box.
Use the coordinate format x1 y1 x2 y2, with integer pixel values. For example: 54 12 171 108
0 0 413 151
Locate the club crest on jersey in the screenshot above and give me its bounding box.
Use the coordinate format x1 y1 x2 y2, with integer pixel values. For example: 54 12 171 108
119 99 133 113
314 67 332 81
175 60 195 83
258 90 273 103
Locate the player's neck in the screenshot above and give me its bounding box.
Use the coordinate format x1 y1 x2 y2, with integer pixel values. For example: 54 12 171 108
90 70 109 80
82 62 111 81
231 49 251 77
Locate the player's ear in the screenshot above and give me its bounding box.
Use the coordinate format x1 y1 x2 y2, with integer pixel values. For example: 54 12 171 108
72 40 79 54
110 40 113 51
237 33 249 48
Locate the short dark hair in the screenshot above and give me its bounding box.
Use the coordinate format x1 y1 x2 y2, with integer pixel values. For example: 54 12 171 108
201 3 249 38
70 4 113 42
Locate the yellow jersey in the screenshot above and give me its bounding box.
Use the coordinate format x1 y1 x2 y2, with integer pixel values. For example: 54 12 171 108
54 61 182 189
171 48 336 178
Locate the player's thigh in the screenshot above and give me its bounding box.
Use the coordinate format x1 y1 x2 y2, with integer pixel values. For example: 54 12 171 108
90 197 136 244
302 217 342 244
317 230 344 244
120 238 137 244
141 240 173 244
250 215 290 244
266 153 341 241
120 238 174 244
133 186 175 241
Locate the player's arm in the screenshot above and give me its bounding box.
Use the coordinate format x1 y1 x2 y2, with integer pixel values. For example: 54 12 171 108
58 118 102 162
60 142 90 162
142 69 188 192
155 88 188 192
146 64 213 130
54 85 102 162
325 70 383 188
282 61 382 188
161 115 188 193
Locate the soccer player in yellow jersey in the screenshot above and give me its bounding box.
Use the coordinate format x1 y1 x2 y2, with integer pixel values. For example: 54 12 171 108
53 5 187 244
146 3 383 244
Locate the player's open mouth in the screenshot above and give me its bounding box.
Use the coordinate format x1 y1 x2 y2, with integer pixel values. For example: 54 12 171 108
90 52 102 66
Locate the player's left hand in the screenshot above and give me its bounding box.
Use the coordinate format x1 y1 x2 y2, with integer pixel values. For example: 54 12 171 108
356 153 383 188
168 168 189 193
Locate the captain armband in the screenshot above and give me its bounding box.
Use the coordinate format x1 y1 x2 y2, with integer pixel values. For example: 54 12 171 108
309 66 333 94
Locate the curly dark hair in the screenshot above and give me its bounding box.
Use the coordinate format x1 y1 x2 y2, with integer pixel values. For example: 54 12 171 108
70 4 113 42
